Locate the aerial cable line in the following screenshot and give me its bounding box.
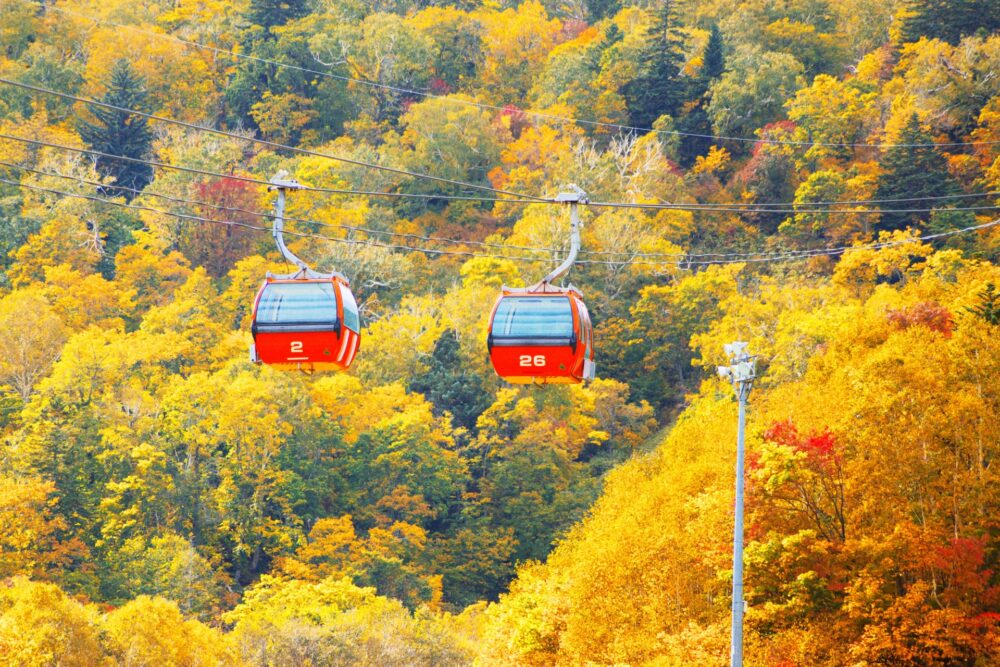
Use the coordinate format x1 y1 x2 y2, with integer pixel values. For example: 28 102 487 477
588 200 1000 214
49 5 1000 150
0 159 818 263
0 161 763 260
0 175 799 266
0 163 817 262
0 176 826 266
0 132 529 204
0 176 583 264
590 200 1000 214
4 133 998 261
0 160 575 255
7 160 999 263
0 78 551 203
3 132 997 217
4 176 997 269
595 190 1000 208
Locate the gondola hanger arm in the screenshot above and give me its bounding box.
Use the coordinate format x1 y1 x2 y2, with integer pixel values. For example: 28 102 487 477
269 174 312 276
535 185 589 290
268 173 344 281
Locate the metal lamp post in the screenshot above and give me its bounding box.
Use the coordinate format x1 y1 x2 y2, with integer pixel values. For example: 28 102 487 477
717 342 756 667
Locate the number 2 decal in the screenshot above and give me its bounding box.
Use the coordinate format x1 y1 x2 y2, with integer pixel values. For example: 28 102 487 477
290 341 304 353
519 355 546 367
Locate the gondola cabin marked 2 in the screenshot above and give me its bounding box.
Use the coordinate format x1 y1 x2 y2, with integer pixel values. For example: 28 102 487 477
249 174 361 372
486 186 595 385
487 285 595 384
250 274 360 372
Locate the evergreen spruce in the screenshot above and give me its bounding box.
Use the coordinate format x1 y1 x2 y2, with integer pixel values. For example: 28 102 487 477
678 24 725 166
588 0 623 21
874 114 960 233
601 23 623 51
77 60 154 201
900 0 1000 45
588 23 622 73
966 283 1000 325
246 0 310 29
702 24 725 80
410 330 491 432
622 1 688 129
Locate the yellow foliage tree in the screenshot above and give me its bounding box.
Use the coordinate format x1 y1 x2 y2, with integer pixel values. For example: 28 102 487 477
0 577 108 667
354 294 447 386
8 215 101 289
0 290 67 401
475 1 563 103
36 263 135 330
81 24 219 122
224 574 472 665
0 476 83 579
114 230 192 315
102 596 238 666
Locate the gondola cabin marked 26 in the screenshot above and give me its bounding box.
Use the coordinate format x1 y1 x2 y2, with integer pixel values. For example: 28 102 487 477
487 286 595 384
485 186 595 385
250 274 360 372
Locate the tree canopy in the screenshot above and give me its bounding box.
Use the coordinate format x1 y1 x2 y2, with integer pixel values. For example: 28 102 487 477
0 0 999 664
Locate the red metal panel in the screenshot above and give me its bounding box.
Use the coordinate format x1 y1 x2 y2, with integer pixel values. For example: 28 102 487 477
254 329 351 371
489 343 585 384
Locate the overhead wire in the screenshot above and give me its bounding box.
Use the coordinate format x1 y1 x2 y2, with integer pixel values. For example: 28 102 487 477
0 159 582 256
0 132 528 203
587 199 1000 215
3 175 997 269
7 158 1000 263
5 129 1000 263
0 158 813 262
0 77 551 203
49 4 1000 150
3 131 997 216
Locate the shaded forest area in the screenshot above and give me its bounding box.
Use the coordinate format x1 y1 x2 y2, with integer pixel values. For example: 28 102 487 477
0 0 999 664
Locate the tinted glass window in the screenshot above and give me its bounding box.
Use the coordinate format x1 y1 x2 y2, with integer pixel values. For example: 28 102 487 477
256 282 338 324
492 297 573 337
341 284 361 332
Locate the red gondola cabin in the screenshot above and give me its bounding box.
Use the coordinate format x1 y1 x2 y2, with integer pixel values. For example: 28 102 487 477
250 274 360 372
487 286 595 384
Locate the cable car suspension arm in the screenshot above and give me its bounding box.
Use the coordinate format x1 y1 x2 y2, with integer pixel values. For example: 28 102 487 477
540 186 589 287
270 175 312 274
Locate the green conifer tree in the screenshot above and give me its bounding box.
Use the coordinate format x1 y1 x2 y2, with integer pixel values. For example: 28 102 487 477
409 330 490 432
77 60 154 201
622 1 688 130
588 0 623 21
678 24 725 166
246 0 310 30
702 24 725 80
966 283 999 325
874 114 960 233
900 0 1000 45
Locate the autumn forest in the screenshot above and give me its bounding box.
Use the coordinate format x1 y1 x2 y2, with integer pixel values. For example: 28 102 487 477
0 0 999 664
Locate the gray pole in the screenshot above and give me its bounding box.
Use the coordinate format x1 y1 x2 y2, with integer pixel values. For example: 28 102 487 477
718 343 755 667
730 389 747 666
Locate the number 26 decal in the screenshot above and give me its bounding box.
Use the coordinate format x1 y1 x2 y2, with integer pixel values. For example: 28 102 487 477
519 355 546 367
